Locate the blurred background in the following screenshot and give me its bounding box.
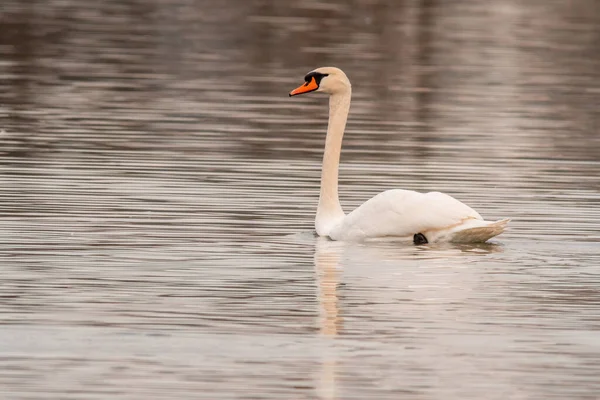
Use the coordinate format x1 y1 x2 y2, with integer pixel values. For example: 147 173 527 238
1 0 599 399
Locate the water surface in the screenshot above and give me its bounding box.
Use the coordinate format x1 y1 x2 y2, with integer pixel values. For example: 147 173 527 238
1 0 600 399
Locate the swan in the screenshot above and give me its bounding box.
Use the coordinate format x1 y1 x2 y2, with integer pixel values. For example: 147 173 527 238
289 67 509 244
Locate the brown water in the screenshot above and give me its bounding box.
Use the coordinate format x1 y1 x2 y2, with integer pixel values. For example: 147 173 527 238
1 0 600 399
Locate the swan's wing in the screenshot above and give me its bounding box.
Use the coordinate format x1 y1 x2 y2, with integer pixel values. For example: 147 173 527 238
329 189 483 240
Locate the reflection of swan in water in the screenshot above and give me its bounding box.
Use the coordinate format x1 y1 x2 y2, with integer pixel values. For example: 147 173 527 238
313 237 342 400
290 67 509 244
312 237 503 399
313 238 503 336
314 238 344 336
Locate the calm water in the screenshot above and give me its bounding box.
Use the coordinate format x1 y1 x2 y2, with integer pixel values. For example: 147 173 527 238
1 0 600 399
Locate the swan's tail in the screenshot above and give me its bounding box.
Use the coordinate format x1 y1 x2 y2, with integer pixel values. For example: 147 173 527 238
449 218 510 243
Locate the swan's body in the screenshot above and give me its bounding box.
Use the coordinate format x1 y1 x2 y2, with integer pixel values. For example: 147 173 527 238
290 67 509 243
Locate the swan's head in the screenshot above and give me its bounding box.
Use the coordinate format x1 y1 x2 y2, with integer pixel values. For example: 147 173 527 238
289 67 351 97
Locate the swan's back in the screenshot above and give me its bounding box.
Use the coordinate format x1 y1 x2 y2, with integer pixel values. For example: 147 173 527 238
328 189 497 242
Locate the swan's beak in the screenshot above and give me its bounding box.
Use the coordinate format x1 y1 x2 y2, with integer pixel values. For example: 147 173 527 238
289 77 319 97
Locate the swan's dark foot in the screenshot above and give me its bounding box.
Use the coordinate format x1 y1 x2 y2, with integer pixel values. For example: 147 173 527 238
413 233 428 245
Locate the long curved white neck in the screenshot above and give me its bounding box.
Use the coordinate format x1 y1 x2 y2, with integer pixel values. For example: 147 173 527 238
315 88 351 236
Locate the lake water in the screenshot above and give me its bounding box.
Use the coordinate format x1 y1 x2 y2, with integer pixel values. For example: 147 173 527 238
1 0 599 399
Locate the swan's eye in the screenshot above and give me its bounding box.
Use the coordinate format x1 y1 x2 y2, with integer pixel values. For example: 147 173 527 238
304 72 329 85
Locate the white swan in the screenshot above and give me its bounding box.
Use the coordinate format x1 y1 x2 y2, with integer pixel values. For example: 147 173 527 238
289 67 509 244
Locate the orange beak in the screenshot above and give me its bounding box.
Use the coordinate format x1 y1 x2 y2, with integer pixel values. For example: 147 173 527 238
289 77 319 97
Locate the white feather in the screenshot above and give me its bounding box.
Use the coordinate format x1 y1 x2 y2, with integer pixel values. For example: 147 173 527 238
329 190 507 242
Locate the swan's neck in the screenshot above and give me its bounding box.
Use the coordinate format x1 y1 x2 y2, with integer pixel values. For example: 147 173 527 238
316 89 351 236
